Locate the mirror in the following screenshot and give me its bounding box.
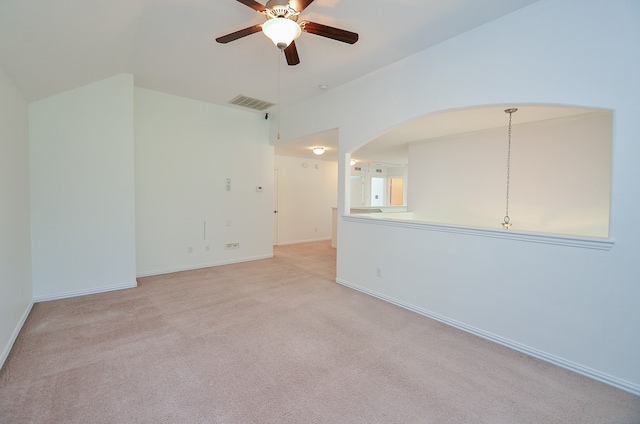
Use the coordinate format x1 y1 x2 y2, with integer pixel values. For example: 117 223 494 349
349 162 407 209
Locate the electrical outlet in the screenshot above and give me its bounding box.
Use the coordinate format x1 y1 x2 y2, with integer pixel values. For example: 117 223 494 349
225 243 240 250
376 267 382 278
188 246 193 254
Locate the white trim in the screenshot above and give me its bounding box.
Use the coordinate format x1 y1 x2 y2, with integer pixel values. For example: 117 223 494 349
0 300 34 370
136 254 274 278
343 215 614 251
276 237 331 246
34 281 138 303
335 278 640 397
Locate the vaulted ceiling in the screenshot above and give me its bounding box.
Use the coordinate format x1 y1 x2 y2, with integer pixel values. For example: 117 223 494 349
0 0 541 111
1 0 555 163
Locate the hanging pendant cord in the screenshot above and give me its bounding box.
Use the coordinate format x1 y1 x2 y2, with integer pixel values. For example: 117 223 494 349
502 107 517 229
505 110 512 220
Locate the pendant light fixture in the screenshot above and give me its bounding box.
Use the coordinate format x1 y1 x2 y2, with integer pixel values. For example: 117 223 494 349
502 108 518 229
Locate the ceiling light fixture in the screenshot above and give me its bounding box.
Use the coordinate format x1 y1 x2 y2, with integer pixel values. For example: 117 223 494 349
350 159 357 166
262 17 301 50
312 147 325 155
502 108 518 229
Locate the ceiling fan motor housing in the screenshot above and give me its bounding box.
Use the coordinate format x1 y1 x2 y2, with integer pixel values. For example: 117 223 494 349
265 0 299 20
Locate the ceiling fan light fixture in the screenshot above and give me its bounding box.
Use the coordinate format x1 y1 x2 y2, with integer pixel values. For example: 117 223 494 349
262 17 301 50
312 147 325 155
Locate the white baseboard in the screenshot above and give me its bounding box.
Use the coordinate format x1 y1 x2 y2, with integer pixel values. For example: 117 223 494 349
277 237 331 246
335 278 640 397
136 254 274 278
0 300 34 371
33 281 138 303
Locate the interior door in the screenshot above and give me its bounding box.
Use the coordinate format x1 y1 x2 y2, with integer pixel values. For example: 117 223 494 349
389 177 404 206
273 169 279 246
371 177 385 207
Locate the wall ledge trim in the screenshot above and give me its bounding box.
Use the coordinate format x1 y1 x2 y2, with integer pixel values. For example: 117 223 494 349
136 254 274 278
335 278 639 396
0 301 34 371
343 215 614 250
34 281 138 303
277 237 331 246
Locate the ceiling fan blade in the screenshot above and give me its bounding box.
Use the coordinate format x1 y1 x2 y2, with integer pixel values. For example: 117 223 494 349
236 0 266 12
289 0 315 12
216 24 263 44
284 41 300 66
300 21 358 44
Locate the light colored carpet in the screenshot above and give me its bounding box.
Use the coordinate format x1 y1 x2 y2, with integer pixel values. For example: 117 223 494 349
1 241 639 423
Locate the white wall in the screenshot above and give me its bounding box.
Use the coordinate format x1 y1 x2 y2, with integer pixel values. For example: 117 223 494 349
274 155 337 245
135 88 273 276
29 74 137 301
274 0 640 394
408 112 612 237
0 66 33 367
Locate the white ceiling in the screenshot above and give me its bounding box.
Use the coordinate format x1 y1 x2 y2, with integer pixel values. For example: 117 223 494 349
351 105 604 165
0 0 547 160
273 105 605 164
0 0 542 107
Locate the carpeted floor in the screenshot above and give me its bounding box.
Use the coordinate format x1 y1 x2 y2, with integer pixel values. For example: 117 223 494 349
1 241 639 423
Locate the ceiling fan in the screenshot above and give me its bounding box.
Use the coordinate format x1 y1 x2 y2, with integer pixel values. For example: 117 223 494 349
216 0 359 66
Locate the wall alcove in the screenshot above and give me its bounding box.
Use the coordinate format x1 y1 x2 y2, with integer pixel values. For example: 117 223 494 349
348 105 613 240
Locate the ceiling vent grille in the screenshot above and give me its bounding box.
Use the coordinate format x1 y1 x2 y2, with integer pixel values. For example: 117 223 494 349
228 95 275 111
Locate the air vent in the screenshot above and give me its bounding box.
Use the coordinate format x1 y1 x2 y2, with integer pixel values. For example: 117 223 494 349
228 95 275 111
